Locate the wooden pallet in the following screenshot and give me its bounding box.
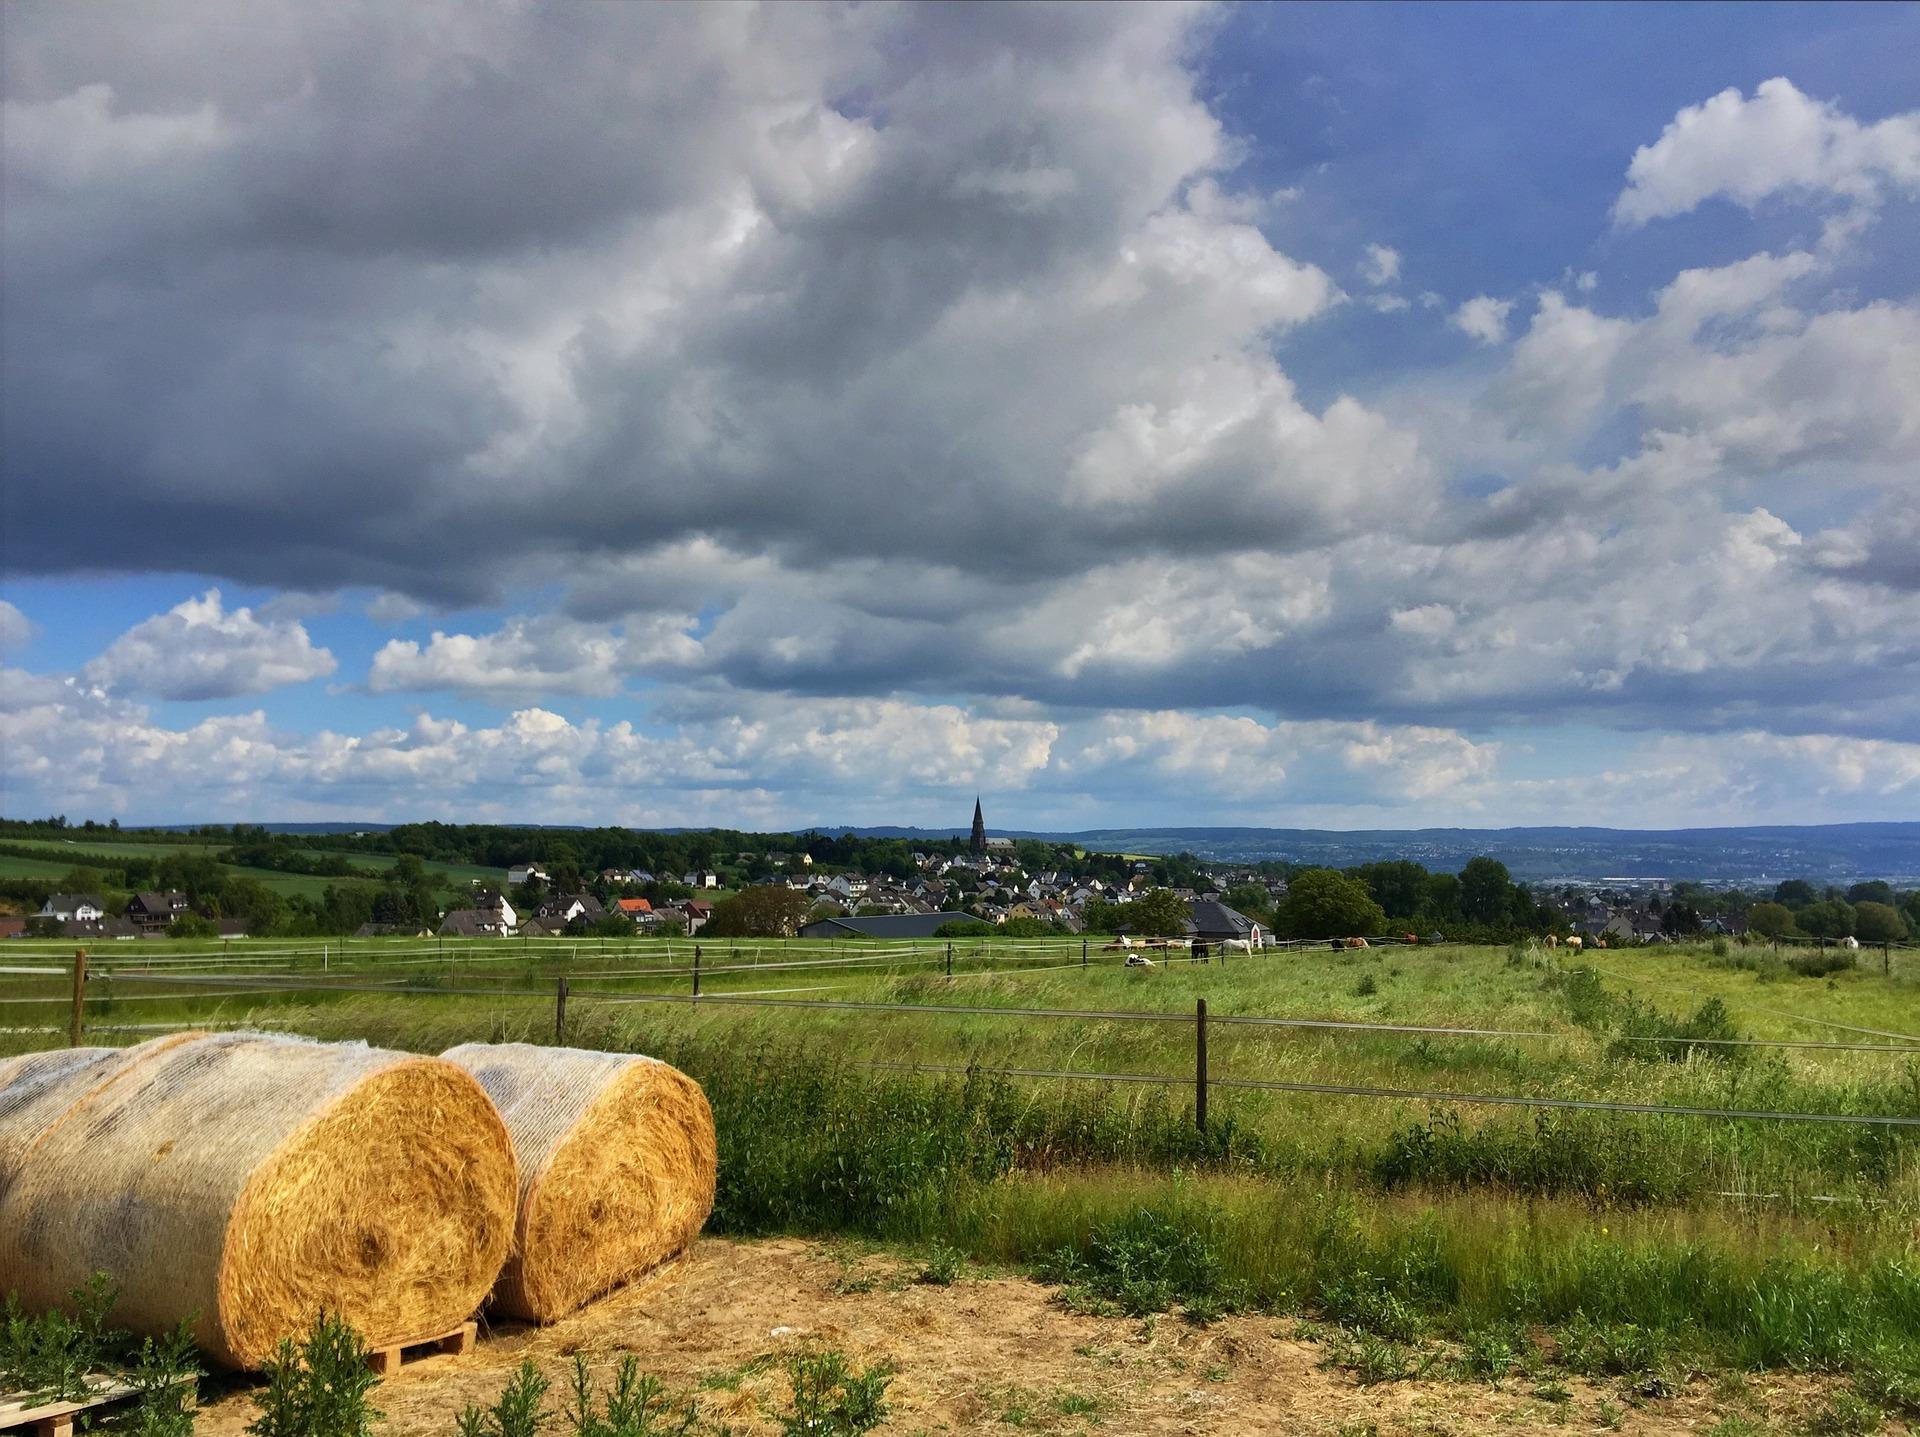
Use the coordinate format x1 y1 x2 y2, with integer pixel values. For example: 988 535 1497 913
366 1319 478 1376
0 1375 193 1437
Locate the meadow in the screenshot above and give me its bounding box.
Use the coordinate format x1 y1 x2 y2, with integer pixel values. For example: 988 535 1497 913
4 934 1918 1403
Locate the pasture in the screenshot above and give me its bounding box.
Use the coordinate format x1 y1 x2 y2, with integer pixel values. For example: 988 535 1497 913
5 933 1919 1406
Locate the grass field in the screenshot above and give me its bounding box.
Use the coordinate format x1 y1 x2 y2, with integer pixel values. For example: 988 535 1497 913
5 935 1918 1404
0 839 502 898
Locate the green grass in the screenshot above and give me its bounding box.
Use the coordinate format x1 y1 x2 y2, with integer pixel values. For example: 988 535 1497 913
6 936 1920 1388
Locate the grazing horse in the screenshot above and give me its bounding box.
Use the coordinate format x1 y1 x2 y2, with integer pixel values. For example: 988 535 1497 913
1565 935 1584 952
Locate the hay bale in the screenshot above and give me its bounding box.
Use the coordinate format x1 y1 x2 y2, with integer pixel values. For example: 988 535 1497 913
0 1032 517 1369
442 1042 715 1322
0 1037 204 1202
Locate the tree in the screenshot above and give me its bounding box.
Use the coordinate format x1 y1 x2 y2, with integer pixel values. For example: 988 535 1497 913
1746 902 1796 939
1277 869 1388 939
169 913 217 938
1854 902 1910 944
1796 899 1856 939
1458 857 1516 926
1351 860 1430 919
1773 879 1818 908
1223 883 1274 923
1126 888 1191 938
933 918 994 938
1846 881 1895 907
1661 902 1702 937
704 885 812 938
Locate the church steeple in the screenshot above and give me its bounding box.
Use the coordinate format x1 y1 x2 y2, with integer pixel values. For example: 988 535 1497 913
970 796 987 854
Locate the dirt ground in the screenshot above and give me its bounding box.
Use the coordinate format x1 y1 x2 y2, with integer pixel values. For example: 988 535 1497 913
193 1237 1878 1436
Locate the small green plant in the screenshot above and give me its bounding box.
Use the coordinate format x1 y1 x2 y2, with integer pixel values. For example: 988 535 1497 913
1806 1389 1883 1436
1455 1325 1518 1381
125 1322 202 1437
914 1244 964 1286
457 1360 552 1437
0 1273 123 1403
1353 972 1379 997
779 1348 892 1436
566 1354 698 1437
249 1311 383 1437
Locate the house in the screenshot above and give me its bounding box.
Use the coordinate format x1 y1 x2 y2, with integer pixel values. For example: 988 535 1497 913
683 871 720 890
613 897 653 920
472 889 518 931
39 893 105 922
216 918 250 939
518 915 570 938
798 912 974 940
127 891 190 934
1188 900 1263 947
439 908 507 938
62 916 140 941
507 863 549 886
535 893 602 925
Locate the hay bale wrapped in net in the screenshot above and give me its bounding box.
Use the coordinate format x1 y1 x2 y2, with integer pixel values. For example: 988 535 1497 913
0 1031 517 1369
0 1036 203 1200
442 1042 715 1322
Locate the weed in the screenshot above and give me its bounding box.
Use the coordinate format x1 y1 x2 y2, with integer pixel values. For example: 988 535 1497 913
1354 972 1380 997
125 1322 202 1437
1057 1388 1104 1415
566 1354 698 1437
456 1360 550 1437
915 1244 964 1286
248 1311 383 1437
0 1274 121 1403
1805 1389 1882 1436
780 1349 892 1436
1595 1398 1624 1429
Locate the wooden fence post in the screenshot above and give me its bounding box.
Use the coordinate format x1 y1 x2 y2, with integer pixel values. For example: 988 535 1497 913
693 946 702 998
555 977 568 1044
1082 939 1088 967
946 943 953 978
70 949 88 1047
1190 998 1205 1137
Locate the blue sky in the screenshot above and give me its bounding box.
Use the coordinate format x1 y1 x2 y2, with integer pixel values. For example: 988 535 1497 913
2 1 1917 830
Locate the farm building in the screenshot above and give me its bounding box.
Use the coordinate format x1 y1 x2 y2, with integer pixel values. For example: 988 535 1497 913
1188 900 1263 947
798 912 972 939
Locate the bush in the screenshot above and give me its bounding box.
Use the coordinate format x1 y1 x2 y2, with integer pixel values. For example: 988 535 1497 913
780 1349 892 1436
1038 1209 1250 1321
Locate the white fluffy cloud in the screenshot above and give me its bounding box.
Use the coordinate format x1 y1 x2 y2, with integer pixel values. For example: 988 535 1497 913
1360 243 1402 286
81 589 335 699
0 600 34 653
1452 295 1512 344
1614 77 1920 227
368 614 700 697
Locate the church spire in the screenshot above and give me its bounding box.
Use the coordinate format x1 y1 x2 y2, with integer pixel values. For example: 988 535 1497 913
970 796 987 854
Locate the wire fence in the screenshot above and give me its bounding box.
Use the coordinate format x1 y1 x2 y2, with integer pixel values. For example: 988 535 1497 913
7 954 1919 1136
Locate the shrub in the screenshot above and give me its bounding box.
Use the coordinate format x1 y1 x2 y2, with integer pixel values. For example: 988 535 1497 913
456 1360 549 1437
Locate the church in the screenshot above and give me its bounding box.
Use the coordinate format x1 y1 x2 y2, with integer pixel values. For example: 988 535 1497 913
969 798 1015 854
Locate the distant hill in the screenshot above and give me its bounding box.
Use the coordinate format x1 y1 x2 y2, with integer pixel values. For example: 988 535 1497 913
804 822 1920 884
159 820 1920 884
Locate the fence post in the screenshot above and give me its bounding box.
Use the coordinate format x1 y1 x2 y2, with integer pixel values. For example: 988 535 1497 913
69 949 88 1047
555 977 568 1044
946 943 953 978
693 946 702 998
1194 997 1208 1133
1082 939 1088 967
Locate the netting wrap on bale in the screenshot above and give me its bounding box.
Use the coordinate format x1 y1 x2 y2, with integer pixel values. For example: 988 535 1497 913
443 1042 716 1322
0 1032 517 1369
0 1036 202 1199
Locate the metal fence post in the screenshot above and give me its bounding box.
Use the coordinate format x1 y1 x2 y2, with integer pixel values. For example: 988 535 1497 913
555 976 568 1044
70 949 88 1047
1194 997 1208 1133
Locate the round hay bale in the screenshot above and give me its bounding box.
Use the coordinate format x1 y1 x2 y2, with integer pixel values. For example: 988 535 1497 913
0 1031 517 1369
0 1036 204 1202
442 1042 715 1322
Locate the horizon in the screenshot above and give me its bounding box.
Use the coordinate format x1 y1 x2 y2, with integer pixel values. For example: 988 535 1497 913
4 3 1918 829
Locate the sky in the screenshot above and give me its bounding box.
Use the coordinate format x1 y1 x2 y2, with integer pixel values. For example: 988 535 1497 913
2 1 1918 832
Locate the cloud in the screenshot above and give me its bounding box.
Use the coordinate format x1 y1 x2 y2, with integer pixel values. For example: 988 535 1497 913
81 589 336 699
1452 295 1512 344
1614 77 1920 227
1360 243 1401 286
0 600 34 654
367 613 700 697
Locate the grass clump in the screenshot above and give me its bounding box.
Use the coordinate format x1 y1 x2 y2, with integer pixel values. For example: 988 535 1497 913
1037 1209 1251 1322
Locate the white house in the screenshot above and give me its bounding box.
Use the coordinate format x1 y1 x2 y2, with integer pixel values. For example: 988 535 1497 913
682 870 720 890
507 863 549 886
473 889 519 931
39 893 105 922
